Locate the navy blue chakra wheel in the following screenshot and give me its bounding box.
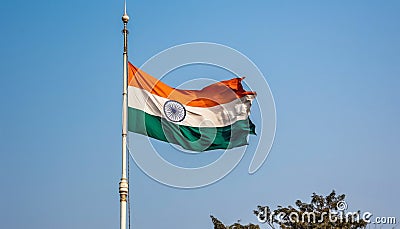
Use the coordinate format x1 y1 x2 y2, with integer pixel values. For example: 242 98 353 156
163 100 186 122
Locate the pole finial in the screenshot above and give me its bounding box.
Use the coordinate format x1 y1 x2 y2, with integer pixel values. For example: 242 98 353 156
122 0 129 23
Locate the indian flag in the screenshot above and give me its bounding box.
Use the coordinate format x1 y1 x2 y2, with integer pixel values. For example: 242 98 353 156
127 62 257 152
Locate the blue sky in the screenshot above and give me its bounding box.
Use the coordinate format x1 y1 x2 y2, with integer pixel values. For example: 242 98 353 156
0 0 399 228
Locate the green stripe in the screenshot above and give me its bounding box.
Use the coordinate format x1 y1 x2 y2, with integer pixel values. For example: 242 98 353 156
128 107 256 151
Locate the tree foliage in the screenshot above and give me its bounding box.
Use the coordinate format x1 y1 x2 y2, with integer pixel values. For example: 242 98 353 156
212 190 369 229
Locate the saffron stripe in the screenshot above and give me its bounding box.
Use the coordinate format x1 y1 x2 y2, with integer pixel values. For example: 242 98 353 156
128 62 256 108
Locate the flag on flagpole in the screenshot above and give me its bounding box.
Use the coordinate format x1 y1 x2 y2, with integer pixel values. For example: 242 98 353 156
127 62 257 151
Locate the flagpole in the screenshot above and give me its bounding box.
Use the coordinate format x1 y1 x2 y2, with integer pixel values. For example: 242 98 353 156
119 1 129 229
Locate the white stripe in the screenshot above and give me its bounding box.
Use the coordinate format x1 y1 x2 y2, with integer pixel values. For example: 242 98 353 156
128 86 255 127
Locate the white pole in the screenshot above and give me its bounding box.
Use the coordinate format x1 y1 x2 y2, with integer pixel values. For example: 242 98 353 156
120 2 129 229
